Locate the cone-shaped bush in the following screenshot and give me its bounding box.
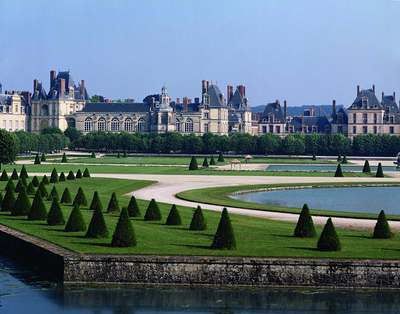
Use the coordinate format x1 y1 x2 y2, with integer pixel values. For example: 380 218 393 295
317 218 341 251
376 162 384 178
34 153 41 164
210 155 216 165
28 190 47 220
0 192 3 207
41 152 46 161
60 187 72 204
211 208 236 250
218 151 224 162
20 165 28 179
123 151 127 158
165 204 182 225
26 181 35 196
76 169 83 179
362 160 371 173
21 176 27 188
111 207 137 247
32 175 40 187
337 153 342 162
1 188 15 212
67 170 75 180
38 181 48 198
91 150 96 158
6 178 15 192
117 152 121 158
312 153 317 161
189 156 198 170
73 187 87 207
61 153 67 163
50 168 59 183
48 186 59 201
202 158 209 167
0 169 8 181
342 155 348 164
144 198 162 221
83 168 90 178
127 195 140 217
334 164 343 177
294 204 316 238
190 205 207 231
59 172 66 182
11 187 31 216
11 169 19 180
89 191 103 211
42 175 50 185
86 204 109 238
65 204 87 232
47 198 65 226
107 192 120 213
373 210 393 239
14 179 24 193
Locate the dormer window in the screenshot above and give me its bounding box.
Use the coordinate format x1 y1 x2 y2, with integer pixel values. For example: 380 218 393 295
262 118 267 123
362 97 368 108
385 106 390 114
268 114 274 123
338 114 343 123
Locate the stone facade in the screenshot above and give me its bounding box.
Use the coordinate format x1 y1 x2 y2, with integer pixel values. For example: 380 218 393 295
0 92 30 132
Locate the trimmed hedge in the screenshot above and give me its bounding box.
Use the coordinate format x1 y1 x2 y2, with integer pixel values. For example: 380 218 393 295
41 152 46 161
165 204 182 225
127 195 140 217
86 204 109 238
47 198 66 226
189 156 198 171
376 162 384 178
32 175 40 187
38 181 48 198
218 151 224 162
14 179 24 193
0 192 2 207
210 155 216 165
341 155 348 164
202 158 209 167
83 168 90 178
89 191 103 211
65 204 87 232
5 178 15 192
362 160 371 173
317 218 341 251
294 204 316 238
334 164 343 177
211 208 236 250
50 168 59 183
73 187 87 207
0 170 9 181
34 153 41 164
26 181 36 196
60 187 72 204
67 171 76 180
48 186 59 201
11 169 19 180
144 198 162 221
373 210 393 239
190 205 207 231
59 172 66 182
61 153 68 163
20 165 28 179
91 151 96 158
337 153 342 162
1 188 15 212
107 192 120 213
111 207 137 247
28 190 47 220
76 169 83 179
42 175 50 185
11 187 31 216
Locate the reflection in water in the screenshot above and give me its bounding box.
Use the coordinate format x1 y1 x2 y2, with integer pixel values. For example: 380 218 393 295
1 251 400 313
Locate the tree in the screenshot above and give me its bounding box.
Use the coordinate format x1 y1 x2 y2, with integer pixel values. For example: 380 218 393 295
210 155 216 165
190 205 207 230
73 187 87 207
48 186 59 201
47 198 66 226
202 158 209 167
1 188 15 212
144 198 162 221
211 208 236 250
11 187 31 216
123 150 127 158
107 192 120 213
6 178 15 192
83 168 90 177
376 162 384 178
41 126 62 135
20 165 28 179
32 175 40 187
91 150 96 158
41 152 46 161
28 190 47 220
65 204 87 232
89 191 103 211
14 179 24 193
363 160 371 173
67 170 76 180
341 155 348 164
218 151 225 162
59 172 66 181
334 164 343 177
76 169 83 179
26 181 35 195
294 204 316 238
373 210 393 239
317 218 341 251
64 127 83 147
281 134 296 156
38 181 49 198
60 187 72 204
127 195 140 217
0 169 8 181
61 153 67 163
0 192 3 207
189 156 198 170
41 175 49 185
165 204 182 225
86 203 109 238
50 168 59 183
0 129 19 167
111 207 137 247
11 169 19 180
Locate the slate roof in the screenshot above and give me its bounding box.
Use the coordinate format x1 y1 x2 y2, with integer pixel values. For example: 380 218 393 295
81 102 151 113
173 102 200 112
258 102 285 123
229 113 242 123
331 107 348 124
207 84 226 107
289 116 330 133
349 89 382 110
35 82 47 100
382 95 400 123
229 89 248 111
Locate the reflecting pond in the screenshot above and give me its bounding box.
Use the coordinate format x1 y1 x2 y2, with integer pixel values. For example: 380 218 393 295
266 165 397 171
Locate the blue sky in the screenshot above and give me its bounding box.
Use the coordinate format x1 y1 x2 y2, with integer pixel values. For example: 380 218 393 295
1 0 400 107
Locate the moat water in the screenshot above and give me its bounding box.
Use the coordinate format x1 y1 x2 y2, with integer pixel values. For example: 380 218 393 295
2 251 400 313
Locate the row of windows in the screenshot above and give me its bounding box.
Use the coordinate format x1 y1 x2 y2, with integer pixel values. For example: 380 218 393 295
2 120 24 131
351 126 395 135
352 113 396 124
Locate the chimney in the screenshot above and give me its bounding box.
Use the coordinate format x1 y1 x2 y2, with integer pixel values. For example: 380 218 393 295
59 78 65 98
372 84 375 94
238 85 245 98
12 91 17 95
81 80 85 99
243 86 246 97
357 85 360 95
310 107 314 117
34 79 38 92
195 97 199 103
332 100 336 119
227 86 231 102
302 111 304 125
188 98 192 104
105 98 111 103
284 100 287 122
382 91 385 101
50 70 56 89
0 83 2 94
21 91 31 106
319 107 322 116
183 97 188 111
393 92 396 102
206 81 210 91
176 98 180 103
202 80 207 94
131 99 135 103
275 99 280 110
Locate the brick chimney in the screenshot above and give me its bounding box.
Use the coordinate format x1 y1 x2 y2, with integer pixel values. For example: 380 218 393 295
238 85 245 98
183 97 188 111
372 84 375 94
131 99 135 103
33 79 38 92
319 107 322 116
382 91 385 101
357 85 360 95
50 70 56 89
206 81 210 91
393 92 396 102
275 99 280 110
194 97 199 103
176 98 180 103
332 100 336 119
310 107 314 117
81 80 85 99
59 78 65 98
284 100 287 122
202 80 207 94
188 98 192 104
21 91 31 105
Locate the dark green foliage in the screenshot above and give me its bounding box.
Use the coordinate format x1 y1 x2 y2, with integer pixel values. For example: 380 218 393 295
76 169 83 179
0 170 8 181
123 151 127 158
337 153 342 162
50 168 59 183
334 164 343 177
91 150 96 158
21 176 27 188
41 152 46 161
26 181 35 195
20 165 28 179
342 155 348 164
32 175 40 187
67 170 76 180
73 187 87 207
38 181 48 198
211 208 236 250
312 153 317 161
144 198 162 221
89 191 103 211
376 162 384 178
317 218 341 251
202 158 209 167
60 187 72 204
107 192 120 213
189 156 198 170
48 186 59 201
0 192 2 207
117 152 121 158
165 204 182 225
127 195 140 217
11 187 31 216
83 168 90 177
34 153 41 164
218 151 224 162
190 205 207 231
373 210 393 239
14 179 23 193
59 172 66 182
47 198 66 226
6 178 15 192
86 204 109 238
210 155 216 165
11 169 19 180
61 152 68 163
28 190 47 220
111 207 137 247
362 160 371 173
294 204 316 238
42 175 50 185
65 204 87 232
1 188 15 212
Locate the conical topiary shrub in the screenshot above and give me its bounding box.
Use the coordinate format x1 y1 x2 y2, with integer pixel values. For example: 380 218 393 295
190 205 207 231
21 176 27 188
165 204 182 225
28 190 47 221
0 192 3 207
42 175 50 185
123 151 127 158
85 204 109 238
111 207 137 247
20 165 28 179
11 187 31 216
50 168 59 183
312 153 317 161
41 152 46 162
107 192 120 213
11 169 19 180
48 186 59 201
14 179 24 193
47 198 66 226
67 170 75 180
38 181 48 198
362 160 371 173
60 187 72 204
294 204 316 238
1 188 15 212
334 164 343 177
6 178 15 192
89 191 103 211
127 195 140 217
337 153 342 162
218 151 224 162
0 169 8 181
32 175 40 187
317 218 341 251
61 153 67 163
83 168 90 178
373 210 393 239
59 172 66 182
210 155 216 165
73 187 87 207
144 198 162 221
91 150 96 158
211 208 236 250
65 203 87 232
189 156 198 170
342 155 348 164
27 181 36 196
202 158 209 167
76 169 83 179
376 162 384 178
34 153 41 164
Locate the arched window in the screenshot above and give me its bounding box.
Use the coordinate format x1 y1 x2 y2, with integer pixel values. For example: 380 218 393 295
124 118 133 132
41 105 49 116
98 117 107 131
175 118 181 132
111 117 120 132
184 118 193 133
84 118 93 132
137 118 146 132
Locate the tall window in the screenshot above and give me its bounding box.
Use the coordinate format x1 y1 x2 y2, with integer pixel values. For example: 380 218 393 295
111 118 120 132
184 118 193 133
137 118 146 132
15 121 18 131
124 118 133 132
41 105 49 116
204 123 209 133
374 126 377 134
353 113 357 123
390 116 394 123
353 126 356 134
269 125 274 133
374 113 377 124
175 118 181 132
276 126 280 134
363 126 368 134
390 126 394 134
363 114 367 123
98 117 107 131
85 118 93 132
